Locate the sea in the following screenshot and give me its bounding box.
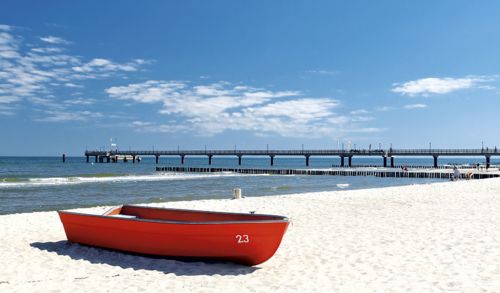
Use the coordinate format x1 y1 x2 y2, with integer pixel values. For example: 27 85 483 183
0 156 496 215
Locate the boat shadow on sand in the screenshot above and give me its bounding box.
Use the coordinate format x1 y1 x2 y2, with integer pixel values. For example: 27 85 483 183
30 240 259 276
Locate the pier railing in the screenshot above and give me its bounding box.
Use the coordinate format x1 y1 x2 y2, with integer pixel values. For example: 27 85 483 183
85 148 500 157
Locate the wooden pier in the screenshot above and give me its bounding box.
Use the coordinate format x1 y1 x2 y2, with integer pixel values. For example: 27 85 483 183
155 166 500 180
85 148 500 168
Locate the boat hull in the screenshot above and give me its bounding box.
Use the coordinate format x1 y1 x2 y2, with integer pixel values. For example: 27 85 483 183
58 206 289 266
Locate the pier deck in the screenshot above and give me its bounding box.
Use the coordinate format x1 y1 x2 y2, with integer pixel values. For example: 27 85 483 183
84 148 500 168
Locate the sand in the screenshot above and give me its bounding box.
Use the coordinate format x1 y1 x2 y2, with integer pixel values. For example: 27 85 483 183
2 178 500 292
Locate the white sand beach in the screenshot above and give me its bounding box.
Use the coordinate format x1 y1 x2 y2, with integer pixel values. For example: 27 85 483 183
2 178 500 292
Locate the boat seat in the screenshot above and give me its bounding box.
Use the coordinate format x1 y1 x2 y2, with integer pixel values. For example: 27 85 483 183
109 214 137 219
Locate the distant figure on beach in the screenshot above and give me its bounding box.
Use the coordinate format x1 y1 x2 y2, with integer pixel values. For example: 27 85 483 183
452 166 460 181
466 171 474 180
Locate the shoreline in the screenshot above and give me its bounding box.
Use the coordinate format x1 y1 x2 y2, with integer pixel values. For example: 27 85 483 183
2 179 500 291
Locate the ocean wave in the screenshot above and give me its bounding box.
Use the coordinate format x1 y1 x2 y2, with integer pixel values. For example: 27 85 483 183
0 172 258 188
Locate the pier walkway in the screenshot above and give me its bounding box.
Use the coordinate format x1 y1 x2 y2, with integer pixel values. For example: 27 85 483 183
84 148 500 168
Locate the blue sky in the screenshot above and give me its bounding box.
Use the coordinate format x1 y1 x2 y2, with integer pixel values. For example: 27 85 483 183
1 1 500 155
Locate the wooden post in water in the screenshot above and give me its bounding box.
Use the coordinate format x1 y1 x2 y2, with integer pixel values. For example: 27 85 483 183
62 154 66 163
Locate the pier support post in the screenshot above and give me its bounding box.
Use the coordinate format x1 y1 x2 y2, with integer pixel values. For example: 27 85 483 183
390 156 394 168
340 156 345 167
180 155 185 165
86 155 89 163
270 155 275 166
348 156 352 167
305 155 310 167
132 156 136 163
95 155 98 163
486 155 491 169
238 155 242 166
62 154 66 163
123 156 128 163
106 156 110 163
155 155 159 164
383 156 387 168
208 155 213 165
433 155 438 168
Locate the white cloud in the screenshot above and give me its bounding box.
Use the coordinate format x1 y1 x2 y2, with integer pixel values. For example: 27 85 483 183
306 69 337 75
350 109 369 115
31 47 64 54
38 110 103 122
63 97 96 105
404 103 428 109
64 83 83 88
39 36 71 45
106 80 375 137
131 120 152 127
0 104 14 115
72 58 146 73
350 116 375 122
392 77 486 96
0 28 148 119
245 98 337 121
375 106 395 112
0 95 20 103
0 24 12 31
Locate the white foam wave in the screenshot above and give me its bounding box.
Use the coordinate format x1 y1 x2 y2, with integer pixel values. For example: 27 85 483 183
0 172 258 188
336 183 350 189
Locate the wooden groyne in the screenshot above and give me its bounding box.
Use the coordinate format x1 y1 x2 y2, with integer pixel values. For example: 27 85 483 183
331 164 499 170
156 166 500 180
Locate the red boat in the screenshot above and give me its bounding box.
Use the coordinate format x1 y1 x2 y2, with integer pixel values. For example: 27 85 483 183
58 205 289 266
